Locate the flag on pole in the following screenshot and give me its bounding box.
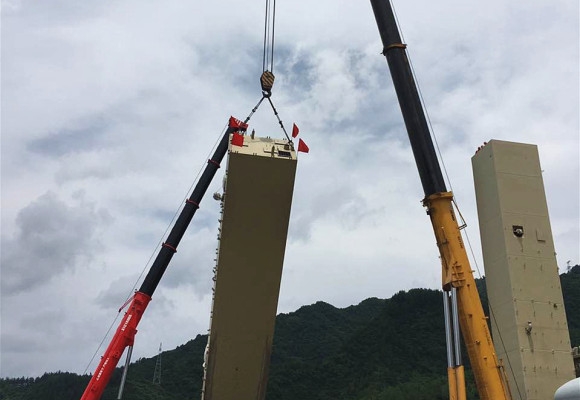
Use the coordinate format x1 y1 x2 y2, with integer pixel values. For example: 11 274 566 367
292 123 299 138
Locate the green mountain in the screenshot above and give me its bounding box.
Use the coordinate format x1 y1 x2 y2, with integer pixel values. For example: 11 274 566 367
2 266 578 400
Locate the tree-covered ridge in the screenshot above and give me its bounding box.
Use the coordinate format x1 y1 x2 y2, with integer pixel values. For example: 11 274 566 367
562 265 580 347
1 266 578 400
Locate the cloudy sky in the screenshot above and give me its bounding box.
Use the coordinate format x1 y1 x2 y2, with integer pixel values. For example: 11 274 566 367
1 0 578 379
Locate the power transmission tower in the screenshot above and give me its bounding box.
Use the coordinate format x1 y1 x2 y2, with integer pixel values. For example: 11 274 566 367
153 342 162 385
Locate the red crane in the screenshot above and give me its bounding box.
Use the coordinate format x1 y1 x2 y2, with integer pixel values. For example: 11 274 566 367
80 117 248 400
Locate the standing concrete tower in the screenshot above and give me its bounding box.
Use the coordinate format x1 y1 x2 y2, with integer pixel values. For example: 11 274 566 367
472 140 575 400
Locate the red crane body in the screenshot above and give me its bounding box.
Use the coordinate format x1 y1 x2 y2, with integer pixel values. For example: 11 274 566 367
81 293 151 400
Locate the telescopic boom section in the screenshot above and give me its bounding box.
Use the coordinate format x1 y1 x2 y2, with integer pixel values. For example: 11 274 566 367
369 0 445 198
369 1 511 399
80 117 248 400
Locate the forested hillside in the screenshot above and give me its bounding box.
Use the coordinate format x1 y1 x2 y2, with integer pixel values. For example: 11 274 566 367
2 266 578 400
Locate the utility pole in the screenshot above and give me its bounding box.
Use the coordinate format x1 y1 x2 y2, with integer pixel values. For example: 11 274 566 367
153 342 162 385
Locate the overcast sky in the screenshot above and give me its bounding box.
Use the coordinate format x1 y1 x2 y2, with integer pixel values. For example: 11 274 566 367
1 0 578 379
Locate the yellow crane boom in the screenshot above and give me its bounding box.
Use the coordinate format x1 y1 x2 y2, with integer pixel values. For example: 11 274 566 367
369 1 512 398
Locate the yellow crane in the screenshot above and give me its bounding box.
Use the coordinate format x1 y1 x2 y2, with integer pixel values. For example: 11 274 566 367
369 1 512 398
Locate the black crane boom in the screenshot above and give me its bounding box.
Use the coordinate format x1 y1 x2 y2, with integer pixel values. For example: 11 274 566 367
140 122 239 296
370 0 446 197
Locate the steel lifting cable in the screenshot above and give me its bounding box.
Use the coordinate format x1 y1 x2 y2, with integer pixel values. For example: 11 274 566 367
262 0 276 74
243 95 291 142
254 0 291 142
260 0 276 96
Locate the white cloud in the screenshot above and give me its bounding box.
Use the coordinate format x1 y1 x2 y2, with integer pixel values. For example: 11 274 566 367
1 191 109 295
1 0 578 380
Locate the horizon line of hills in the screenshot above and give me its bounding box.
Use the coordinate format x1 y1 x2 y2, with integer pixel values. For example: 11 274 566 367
1 266 579 400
